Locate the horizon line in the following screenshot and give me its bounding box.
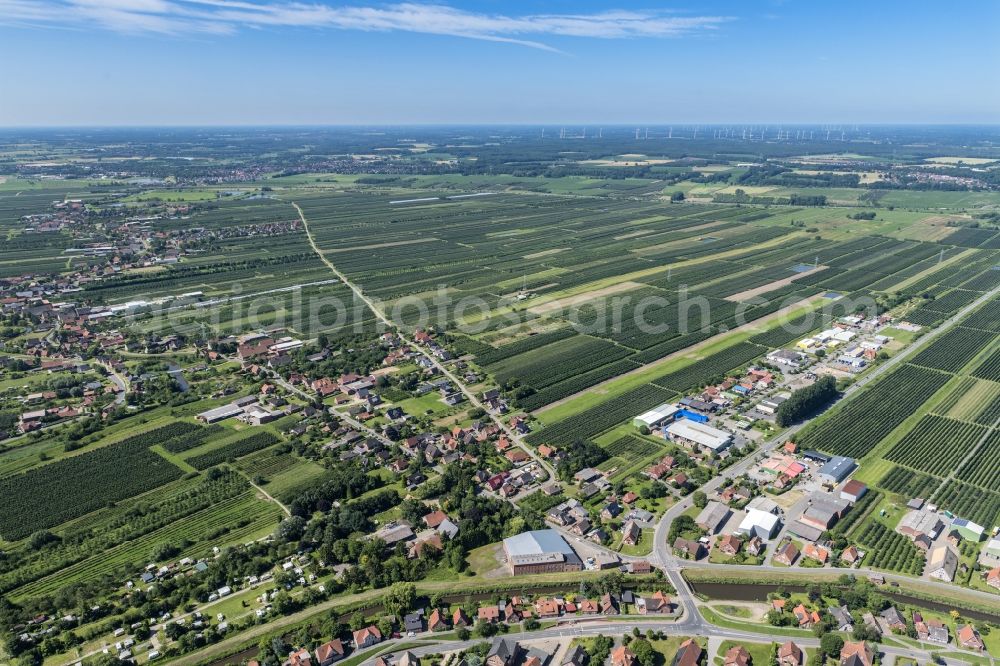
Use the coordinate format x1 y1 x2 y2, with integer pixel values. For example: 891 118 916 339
2 122 1000 130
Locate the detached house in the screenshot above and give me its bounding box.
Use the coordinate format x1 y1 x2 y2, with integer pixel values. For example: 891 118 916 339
315 640 345 666
778 642 802 666
353 626 382 650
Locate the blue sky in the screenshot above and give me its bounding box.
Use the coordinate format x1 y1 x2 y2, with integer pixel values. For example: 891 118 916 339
0 0 998 126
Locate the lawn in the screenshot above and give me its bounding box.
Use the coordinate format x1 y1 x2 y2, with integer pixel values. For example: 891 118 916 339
534 297 825 425
467 543 503 576
698 607 814 637
714 640 773 666
399 392 453 417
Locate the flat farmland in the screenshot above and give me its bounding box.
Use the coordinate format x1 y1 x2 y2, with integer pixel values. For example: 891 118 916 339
289 187 990 425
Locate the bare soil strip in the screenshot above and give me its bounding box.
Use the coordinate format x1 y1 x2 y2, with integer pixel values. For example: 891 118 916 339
527 281 646 315
725 265 826 302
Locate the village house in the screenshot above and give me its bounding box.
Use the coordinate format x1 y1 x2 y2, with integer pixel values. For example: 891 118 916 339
289 648 313 666
792 604 821 628
958 625 985 651
673 639 702 666
841 545 860 565
774 542 799 566
622 520 642 546
829 605 853 632
986 567 1000 590
803 543 829 564
724 646 750 666
673 537 705 560
353 625 382 649
486 638 520 666
611 646 637 666
718 534 742 556
533 598 560 618
427 608 448 632
315 640 345 666
478 605 501 623
636 590 673 615
778 642 802 666
839 642 873 666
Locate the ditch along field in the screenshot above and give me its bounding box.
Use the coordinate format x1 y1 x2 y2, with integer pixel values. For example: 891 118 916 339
0 405 308 605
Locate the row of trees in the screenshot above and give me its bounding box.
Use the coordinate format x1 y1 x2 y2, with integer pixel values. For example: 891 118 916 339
776 375 838 427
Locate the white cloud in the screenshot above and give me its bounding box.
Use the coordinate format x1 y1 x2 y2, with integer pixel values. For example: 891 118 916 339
0 0 731 47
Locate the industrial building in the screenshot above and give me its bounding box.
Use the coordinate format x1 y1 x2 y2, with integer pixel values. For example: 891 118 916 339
738 508 781 540
502 530 582 575
664 419 733 452
765 349 809 369
695 501 732 535
632 404 679 429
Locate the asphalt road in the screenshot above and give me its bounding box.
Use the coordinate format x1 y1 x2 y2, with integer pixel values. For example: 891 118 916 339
355 614 985 666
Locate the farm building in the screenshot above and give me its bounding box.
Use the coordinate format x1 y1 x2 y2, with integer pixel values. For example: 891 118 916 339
840 480 868 503
817 456 856 484
664 419 732 452
898 509 944 549
979 538 1000 567
792 494 850 541
927 544 959 582
802 450 830 463
238 405 280 426
632 404 679 429
196 403 245 424
503 529 582 575
951 518 985 542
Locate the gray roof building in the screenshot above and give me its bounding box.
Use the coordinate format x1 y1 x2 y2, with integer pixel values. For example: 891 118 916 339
503 530 582 573
695 501 732 534
817 456 856 483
